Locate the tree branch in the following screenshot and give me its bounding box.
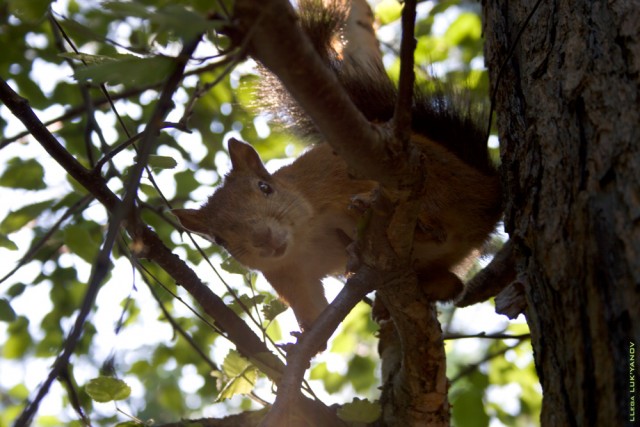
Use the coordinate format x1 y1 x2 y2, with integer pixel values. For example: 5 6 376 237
233 0 409 185
0 37 286 423
393 0 417 146
258 267 379 427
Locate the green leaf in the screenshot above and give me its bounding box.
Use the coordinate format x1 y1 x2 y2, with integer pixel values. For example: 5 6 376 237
102 1 155 20
375 0 402 25
139 183 157 199
262 299 288 322
222 350 252 378
444 12 482 46
62 223 100 264
451 371 490 427
220 256 248 275
309 362 347 393
0 299 17 322
8 383 29 400
85 377 131 403
59 52 124 65
174 169 202 197
0 234 18 250
415 35 449 65
57 18 108 45
228 294 265 316
103 2 220 40
236 74 259 111
0 200 52 234
347 355 377 392
3 316 32 359
6 283 26 298
7 0 52 22
74 55 173 86
337 398 382 423
145 155 178 170
0 158 46 190
150 4 221 40
217 350 257 401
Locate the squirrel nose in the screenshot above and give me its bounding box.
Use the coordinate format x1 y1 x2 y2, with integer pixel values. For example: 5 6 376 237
252 227 273 248
252 227 287 257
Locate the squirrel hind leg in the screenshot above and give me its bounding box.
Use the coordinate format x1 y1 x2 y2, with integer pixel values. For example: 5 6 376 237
417 268 465 302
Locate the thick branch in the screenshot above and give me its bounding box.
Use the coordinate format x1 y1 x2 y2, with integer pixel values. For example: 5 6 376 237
234 0 408 185
258 268 379 427
393 0 417 145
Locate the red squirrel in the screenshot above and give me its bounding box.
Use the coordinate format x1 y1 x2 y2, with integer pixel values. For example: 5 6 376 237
173 0 502 330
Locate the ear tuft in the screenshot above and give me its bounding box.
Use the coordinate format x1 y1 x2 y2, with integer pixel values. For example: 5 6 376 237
227 138 270 177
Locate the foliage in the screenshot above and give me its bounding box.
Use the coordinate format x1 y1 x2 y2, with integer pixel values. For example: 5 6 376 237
0 1 539 426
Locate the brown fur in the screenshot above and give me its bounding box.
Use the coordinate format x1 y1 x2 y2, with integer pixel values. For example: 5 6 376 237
174 0 502 330
174 136 501 330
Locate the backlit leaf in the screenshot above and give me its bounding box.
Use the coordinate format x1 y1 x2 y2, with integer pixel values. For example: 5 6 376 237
145 155 178 170
3 317 32 359
63 223 100 263
0 234 18 250
85 377 131 403
7 0 52 22
262 299 288 322
375 0 402 25
217 350 257 401
0 299 17 322
0 158 46 190
0 200 51 234
74 55 173 86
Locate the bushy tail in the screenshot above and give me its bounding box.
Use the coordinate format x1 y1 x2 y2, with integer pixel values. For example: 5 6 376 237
256 0 496 176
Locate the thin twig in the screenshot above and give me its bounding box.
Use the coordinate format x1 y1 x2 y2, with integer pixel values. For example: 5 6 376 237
450 338 530 384
444 332 531 340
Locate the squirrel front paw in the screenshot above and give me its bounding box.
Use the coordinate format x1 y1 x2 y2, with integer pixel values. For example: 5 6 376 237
418 269 465 301
349 191 374 213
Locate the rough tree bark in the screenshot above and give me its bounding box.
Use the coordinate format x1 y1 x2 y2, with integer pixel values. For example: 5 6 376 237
483 0 640 425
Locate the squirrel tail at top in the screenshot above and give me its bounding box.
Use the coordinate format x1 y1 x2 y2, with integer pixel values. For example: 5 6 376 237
256 0 496 176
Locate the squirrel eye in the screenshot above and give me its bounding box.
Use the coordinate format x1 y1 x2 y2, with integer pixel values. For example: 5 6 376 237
213 235 227 247
258 181 273 195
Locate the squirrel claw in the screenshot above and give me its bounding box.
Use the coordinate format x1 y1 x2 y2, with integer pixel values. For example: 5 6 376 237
349 192 374 213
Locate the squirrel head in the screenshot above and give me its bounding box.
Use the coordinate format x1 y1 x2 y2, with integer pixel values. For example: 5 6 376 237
172 138 313 271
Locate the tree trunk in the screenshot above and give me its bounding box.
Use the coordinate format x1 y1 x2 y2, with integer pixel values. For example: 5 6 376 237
483 0 640 425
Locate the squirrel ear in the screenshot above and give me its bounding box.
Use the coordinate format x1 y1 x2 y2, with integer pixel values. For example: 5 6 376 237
227 138 270 177
172 208 210 236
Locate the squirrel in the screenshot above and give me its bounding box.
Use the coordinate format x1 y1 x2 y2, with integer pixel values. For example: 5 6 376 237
173 0 502 331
